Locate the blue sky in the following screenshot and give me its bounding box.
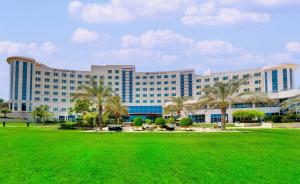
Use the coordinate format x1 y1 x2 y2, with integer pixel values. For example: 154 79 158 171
1 0 300 99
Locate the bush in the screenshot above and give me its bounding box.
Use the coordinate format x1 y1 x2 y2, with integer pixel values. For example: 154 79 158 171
180 118 193 127
272 115 283 123
133 117 143 126
155 117 165 126
82 112 97 127
145 119 153 125
59 122 78 130
166 117 176 124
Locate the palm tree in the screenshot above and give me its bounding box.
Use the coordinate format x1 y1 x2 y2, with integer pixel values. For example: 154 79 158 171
105 96 128 124
163 97 190 118
194 78 272 130
280 95 300 113
73 78 113 130
1 108 11 118
32 105 52 124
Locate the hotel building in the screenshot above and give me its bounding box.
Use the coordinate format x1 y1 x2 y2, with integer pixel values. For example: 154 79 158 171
6 56 300 123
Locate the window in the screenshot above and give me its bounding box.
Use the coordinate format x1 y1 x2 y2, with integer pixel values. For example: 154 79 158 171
142 88 147 91
157 87 161 91
54 73 59 77
62 99 67 102
53 92 58 95
70 80 75 84
150 94 154 97
115 76 119 79
164 81 169 85
150 88 154 91
78 74 83 78
36 71 41 75
136 76 140 79
35 97 40 102
53 98 58 102
62 73 67 77
44 91 50 95
254 73 261 77
53 85 59 89
283 69 288 91
44 85 50 89
243 74 250 78
35 77 41 82
115 70 119 74
164 75 169 78
196 92 201 95
62 86 66 90
157 75 161 79
54 79 59 83
136 94 140 97
78 81 83 84
70 74 75 78
136 88 140 91
171 74 176 78
136 82 140 85
232 75 239 80
196 85 201 89
143 82 147 85
164 87 169 90
150 82 154 85
171 93 176 97
45 72 51 76
164 93 169 97
214 77 219 82
196 79 201 83
204 78 210 82
44 98 50 102
171 87 176 90
157 94 161 97
223 76 228 80
150 76 154 79
255 87 261 92
108 76 112 79
244 88 250 92
115 88 119 91
35 91 41 94
272 70 278 92
62 92 66 96
143 94 147 97
115 82 119 85
255 80 261 84
62 80 67 83
171 81 176 84
143 76 147 79
108 70 112 73
157 81 161 85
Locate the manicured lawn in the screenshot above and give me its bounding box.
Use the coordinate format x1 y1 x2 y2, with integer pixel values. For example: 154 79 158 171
0 127 299 184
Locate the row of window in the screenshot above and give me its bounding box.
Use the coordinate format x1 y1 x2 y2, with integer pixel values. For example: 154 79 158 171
195 73 260 83
135 87 177 91
136 74 177 80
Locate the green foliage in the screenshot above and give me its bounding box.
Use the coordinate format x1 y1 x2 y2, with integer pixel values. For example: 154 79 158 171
145 119 153 125
155 117 165 126
74 99 91 114
82 112 97 127
0 108 11 118
166 117 176 124
180 118 193 127
265 114 300 123
105 96 128 124
31 105 52 123
133 117 143 126
59 122 78 130
0 98 4 103
233 109 265 123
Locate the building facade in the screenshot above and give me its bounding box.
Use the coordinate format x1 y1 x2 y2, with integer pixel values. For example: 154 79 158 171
6 56 299 122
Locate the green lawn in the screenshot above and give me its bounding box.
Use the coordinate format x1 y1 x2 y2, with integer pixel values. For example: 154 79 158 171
0 127 299 184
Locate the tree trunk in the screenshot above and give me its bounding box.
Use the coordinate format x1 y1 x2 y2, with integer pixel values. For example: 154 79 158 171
117 116 120 124
177 111 181 118
221 108 226 131
98 106 103 131
4 113 7 118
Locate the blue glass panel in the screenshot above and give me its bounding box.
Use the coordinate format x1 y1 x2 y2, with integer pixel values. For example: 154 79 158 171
22 62 28 100
272 70 278 92
30 63 33 100
264 72 268 93
282 69 288 91
290 69 293 89
15 61 19 100
128 106 162 114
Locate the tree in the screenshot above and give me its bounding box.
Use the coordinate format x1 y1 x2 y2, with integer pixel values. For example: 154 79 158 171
105 96 128 124
32 105 52 124
74 99 91 115
163 97 190 118
73 78 113 130
0 108 11 118
133 117 143 127
194 78 272 130
155 117 166 126
0 98 4 103
232 109 265 123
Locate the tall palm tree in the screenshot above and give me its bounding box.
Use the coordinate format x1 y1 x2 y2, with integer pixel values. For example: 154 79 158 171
164 97 190 118
194 78 273 130
73 78 113 130
105 96 128 124
280 95 300 113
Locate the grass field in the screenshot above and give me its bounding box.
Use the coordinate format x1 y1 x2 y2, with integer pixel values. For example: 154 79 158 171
0 126 299 184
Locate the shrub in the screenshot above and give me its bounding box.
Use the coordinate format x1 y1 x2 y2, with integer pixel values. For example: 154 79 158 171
133 117 143 126
155 117 165 126
166 117 176 124
59 122 78 130
180 118 193 127
145 119 153 125
271 115 283 123
82 112 97 127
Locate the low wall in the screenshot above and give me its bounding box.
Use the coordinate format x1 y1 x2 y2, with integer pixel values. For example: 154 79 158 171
0 118 26 122
234 123 262 127
271 123 300 128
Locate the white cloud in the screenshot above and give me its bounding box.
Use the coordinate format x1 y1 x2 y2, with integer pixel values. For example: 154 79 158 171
187 40 244 56
68 0 272 26
121 29 243 56
68 0 185 23
0 41 58 56
286 42 300 53
71 28 99 43
122 30 194 49
218 0 300 7
181 2 270 26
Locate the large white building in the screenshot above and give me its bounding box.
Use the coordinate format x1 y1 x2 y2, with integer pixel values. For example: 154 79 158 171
6 56 300 123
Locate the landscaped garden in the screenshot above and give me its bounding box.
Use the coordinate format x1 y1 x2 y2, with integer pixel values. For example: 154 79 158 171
0 126 299 184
